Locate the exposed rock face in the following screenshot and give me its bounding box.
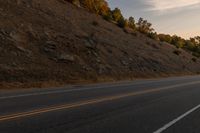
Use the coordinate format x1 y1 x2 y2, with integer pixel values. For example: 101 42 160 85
57 54 76 62
0 0 200 88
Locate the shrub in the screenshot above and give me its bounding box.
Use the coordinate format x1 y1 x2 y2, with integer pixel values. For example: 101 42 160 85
192 52 200 58
71 0 80 7
173 50 182 55
192 58 197 62
158 34 172 43
92 21 99 26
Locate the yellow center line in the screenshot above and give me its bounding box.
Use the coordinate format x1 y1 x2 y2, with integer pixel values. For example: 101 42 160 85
0 81 200 122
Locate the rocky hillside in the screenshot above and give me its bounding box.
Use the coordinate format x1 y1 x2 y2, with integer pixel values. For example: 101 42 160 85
0 0 200 89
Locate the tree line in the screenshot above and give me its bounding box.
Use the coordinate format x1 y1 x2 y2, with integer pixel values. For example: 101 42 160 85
67 0 154 34
67 0 200 58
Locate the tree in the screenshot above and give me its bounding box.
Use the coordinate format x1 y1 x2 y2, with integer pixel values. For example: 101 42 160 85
95 0 110 16
158 34 172 43
148 32 159 40
103 10 113 21
171 35 185 48
111 8 128 27
128 16 136 30
136 17 154 34
185 40 196 51
117 18 128 28
194 36 200 45
80 0 95 12
112 8 123 22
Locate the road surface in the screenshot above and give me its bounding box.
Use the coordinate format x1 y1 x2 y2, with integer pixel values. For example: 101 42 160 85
1 75 200 133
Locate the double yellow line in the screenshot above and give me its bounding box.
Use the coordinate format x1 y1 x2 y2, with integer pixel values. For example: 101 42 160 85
0 81 200 122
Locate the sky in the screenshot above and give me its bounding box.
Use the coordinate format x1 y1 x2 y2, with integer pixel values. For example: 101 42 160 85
107 0 200 39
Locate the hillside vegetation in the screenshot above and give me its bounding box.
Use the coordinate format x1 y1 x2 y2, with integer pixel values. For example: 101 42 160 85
0 0 200 89
67 0 200 57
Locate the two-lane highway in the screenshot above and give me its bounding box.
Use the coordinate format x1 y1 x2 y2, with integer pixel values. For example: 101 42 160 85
1 75 200 133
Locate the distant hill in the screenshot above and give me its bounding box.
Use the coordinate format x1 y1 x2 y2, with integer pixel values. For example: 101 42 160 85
0 0 200 89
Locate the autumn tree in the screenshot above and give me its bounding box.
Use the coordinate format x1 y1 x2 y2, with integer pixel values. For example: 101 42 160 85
171 35 185 48
103 10 113 21
194 36 200 45
158 34 172 43
185 40 196 51
128 16 136 30
111 8 127 27
112 8 123 22
148 32 159 40
136 18 154 34
95 0 110 16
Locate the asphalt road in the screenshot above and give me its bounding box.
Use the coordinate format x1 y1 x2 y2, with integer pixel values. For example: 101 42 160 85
1 75 200 133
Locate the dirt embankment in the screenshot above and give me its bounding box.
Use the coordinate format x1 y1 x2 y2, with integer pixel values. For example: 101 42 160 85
0 0 200 89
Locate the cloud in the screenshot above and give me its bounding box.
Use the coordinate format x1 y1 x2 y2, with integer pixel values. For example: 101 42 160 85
147 0 200 11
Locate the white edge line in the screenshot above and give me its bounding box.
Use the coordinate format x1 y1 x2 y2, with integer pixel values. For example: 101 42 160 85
153 104 200 133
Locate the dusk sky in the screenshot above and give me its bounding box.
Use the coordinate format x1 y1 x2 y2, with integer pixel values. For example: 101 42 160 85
107 0 200 39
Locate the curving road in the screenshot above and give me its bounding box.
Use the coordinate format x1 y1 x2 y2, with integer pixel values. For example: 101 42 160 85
1 75 200 133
